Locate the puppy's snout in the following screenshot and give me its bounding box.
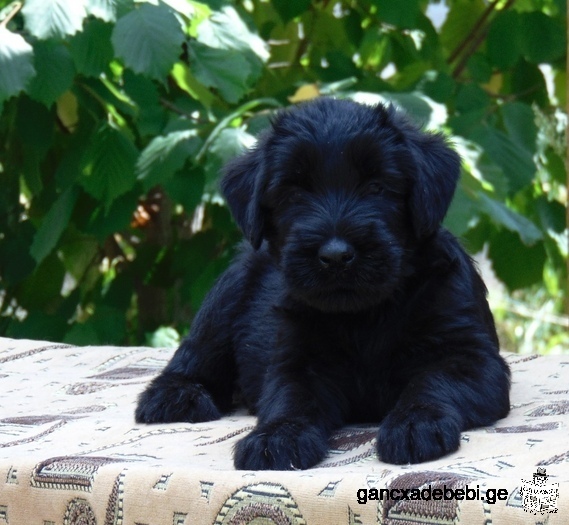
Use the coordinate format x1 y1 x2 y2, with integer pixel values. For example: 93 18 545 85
318 238 355 269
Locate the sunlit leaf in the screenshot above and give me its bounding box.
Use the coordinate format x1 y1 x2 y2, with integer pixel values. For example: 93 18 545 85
205 126 256 189
79 124 138 207
0 28 35 105
188 42 251 103
136 129 202 190
477 193 543 246
86 0 117 22
196 6 269 63
171 62 216 108
112 3 185 79
470 126 536 194
22 0 87 40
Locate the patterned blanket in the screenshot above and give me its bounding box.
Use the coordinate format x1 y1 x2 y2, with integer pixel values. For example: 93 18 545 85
0 337 567 524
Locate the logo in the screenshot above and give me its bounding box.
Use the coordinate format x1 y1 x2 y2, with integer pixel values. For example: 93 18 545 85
520 468 559 515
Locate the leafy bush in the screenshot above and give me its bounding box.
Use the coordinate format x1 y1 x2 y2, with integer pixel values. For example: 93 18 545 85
0 0 566 350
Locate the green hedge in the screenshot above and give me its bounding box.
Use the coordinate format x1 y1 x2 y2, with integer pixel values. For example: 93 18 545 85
0 0 566 349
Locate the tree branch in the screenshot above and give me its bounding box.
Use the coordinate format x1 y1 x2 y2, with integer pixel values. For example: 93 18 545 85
448 0 515 79
447 0 499 65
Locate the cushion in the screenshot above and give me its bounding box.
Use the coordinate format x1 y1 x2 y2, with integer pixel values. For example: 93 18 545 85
0 337 567 524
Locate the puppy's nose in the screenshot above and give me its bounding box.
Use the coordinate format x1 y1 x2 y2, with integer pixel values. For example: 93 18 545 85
318 238 355 268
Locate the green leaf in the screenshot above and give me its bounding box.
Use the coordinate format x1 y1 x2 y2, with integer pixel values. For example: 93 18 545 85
30 185 80 264
470 125 536 193
374 0 421 28
22 0 87 40
0 223 36 285
511 59 549 107
69 18 114 77
27 40 75 106
520 12 566 64
534 196 566 235
421 71 455 104
14 96 54 177
476 153 509 199
205 126 256 190
444 184 478 237
357 31 392 71
161 0 197 18
81 305 127 344
466 53 492 83
79 124 138 208
59 231 99 281
163 167 205 212
544 150 566 185
122 69 166 136
63 322 101 345
83 189 139 239
0 27 36 105
112 3 185 79
440 0 485 57
136 130 202 190
17 252 66 309
553 69 566 107
488 229 546 291
477 193 543 246
380 92 435 127
171 62 216 109
456 84 490 113
188 41 252 103
194 6 268 91
175 227 234 311
86 0 117 22
7 311 68 342
486 10 521 70
501 102 537 154
146 326 180 348
196 6 269 64
271 0 310 23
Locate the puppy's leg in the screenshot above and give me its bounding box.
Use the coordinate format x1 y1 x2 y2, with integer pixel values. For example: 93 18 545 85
376 343 510 464
233 346 345 470
135 264 243 424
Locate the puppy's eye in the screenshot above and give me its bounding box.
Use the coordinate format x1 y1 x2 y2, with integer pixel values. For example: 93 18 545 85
366 182 384 195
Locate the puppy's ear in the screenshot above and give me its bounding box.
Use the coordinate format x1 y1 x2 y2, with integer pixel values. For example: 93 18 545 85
221 142 266 249
406 130 461 238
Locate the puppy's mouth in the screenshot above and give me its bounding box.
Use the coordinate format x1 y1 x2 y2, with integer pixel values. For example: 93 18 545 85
290 279 398 313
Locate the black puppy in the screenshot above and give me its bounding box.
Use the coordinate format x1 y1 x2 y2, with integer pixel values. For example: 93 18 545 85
135 98 510 470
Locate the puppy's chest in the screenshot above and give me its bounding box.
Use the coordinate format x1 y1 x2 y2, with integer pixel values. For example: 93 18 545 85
319 321 402 418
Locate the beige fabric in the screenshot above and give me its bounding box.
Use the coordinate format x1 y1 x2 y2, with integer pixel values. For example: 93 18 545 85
0 337 567 524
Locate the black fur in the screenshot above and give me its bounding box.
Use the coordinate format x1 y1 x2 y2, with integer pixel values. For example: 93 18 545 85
135 98 510 470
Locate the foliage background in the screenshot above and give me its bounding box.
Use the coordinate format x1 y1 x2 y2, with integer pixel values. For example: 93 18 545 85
0 0 567 352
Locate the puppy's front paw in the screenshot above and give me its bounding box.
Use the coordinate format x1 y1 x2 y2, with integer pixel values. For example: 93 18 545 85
376 405 461 464
135 373 221 424
234 421 328 470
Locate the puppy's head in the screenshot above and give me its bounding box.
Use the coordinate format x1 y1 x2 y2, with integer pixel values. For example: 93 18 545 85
221 98 460 312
